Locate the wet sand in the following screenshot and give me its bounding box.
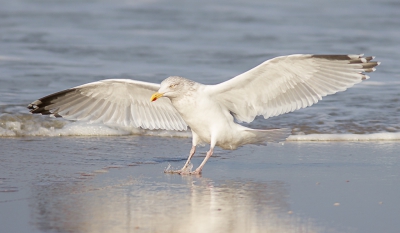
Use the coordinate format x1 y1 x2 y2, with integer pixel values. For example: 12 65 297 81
0 137 399 233
1 0 399 232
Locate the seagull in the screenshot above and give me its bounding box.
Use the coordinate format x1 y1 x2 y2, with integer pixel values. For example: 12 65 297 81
28 54 379 174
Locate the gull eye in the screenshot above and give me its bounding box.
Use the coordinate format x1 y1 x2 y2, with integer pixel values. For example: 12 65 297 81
169 84 176 88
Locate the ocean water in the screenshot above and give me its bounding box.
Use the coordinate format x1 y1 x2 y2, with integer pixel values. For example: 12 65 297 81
1 1 400 233
0 0 399 140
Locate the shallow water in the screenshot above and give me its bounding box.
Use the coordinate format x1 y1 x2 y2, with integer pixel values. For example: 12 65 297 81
1 0 400 232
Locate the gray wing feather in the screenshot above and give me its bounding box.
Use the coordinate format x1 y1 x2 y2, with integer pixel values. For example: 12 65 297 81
209 54 379 123
28 79 187 131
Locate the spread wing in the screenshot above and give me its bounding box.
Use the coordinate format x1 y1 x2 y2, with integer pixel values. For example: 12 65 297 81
208 54 379 123
28 79 188 131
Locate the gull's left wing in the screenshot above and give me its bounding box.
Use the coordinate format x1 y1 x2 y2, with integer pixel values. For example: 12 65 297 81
208 54 379 123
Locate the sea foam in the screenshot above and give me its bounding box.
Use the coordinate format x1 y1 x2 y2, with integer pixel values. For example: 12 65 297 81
0 113 191 138
1 113 399 140
288 132 400 141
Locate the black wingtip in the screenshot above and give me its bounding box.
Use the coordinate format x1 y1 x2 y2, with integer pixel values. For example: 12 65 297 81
311 54 379 73
311 55 352 60
27 88 76 116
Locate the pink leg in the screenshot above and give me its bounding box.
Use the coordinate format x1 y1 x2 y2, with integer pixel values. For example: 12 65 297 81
180 146 196 172
190 148 213 175
165 145 196 174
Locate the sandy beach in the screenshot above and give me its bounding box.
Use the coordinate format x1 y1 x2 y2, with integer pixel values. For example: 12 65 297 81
1 137 399 233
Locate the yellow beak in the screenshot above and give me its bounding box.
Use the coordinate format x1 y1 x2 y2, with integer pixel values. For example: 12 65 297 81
150 92 164 102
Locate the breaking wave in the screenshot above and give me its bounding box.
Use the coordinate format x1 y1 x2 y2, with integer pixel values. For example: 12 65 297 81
1 113 399 141
0 113 191 138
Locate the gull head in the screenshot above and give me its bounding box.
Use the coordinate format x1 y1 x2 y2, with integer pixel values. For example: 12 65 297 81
151 76 193 102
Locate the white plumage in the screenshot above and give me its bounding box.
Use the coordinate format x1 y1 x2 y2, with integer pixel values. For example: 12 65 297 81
28 54 379 174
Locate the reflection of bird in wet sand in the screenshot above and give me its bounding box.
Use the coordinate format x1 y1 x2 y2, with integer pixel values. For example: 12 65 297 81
28 54 379 174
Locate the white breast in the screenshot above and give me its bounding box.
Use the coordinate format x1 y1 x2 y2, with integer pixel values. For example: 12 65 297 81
171 86 237 144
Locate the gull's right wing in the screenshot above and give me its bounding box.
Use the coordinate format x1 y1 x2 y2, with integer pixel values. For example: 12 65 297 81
28 79 188 131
